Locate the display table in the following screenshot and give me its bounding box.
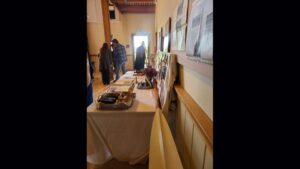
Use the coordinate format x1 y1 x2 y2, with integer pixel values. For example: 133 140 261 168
87 71 158 165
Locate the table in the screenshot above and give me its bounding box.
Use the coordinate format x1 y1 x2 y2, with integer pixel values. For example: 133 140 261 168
87 71 158 165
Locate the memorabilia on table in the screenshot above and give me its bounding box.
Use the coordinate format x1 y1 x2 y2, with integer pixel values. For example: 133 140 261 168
137 78 153 89
137 65 157 89
156 52 168 81
96 82 135 110
133 69 145 76
113 78 135 86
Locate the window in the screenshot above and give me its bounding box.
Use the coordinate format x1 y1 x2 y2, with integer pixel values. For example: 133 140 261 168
109 5 116 20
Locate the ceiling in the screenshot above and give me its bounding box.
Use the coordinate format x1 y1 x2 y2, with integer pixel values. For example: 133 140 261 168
110 0 156 13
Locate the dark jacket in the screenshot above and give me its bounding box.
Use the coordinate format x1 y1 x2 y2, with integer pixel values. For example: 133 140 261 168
134 45 146 70
99 49 112 71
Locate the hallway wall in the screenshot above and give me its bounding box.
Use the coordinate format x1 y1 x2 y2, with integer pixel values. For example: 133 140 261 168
155 0 213 119
155 1 213 169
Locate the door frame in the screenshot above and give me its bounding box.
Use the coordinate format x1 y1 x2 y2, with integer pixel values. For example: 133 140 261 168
131 32 150 67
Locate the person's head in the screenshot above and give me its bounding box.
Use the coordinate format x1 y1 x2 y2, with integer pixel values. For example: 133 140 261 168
111 39 119 48
102 43 109 49
141 41 145 47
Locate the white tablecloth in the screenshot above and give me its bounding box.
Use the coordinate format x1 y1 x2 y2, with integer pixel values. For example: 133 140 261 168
87 71 157 165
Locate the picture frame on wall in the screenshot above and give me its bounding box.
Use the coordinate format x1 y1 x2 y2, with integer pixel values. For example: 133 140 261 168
160 27 164 52
155 32 157 52
157 29 161 52
174 0 213 80
163 17 171 53
186 0 213 65
171 6 177 50
171 0 188 51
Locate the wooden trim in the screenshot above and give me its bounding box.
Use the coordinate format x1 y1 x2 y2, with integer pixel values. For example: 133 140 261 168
117 5 155 13
101 0 111 44
172 50 213 79
174 85 213 149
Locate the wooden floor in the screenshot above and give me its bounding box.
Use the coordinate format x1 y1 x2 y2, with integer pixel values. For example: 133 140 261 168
88 72 148 169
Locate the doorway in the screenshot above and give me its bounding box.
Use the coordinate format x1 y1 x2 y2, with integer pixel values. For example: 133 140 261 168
132 33 149 69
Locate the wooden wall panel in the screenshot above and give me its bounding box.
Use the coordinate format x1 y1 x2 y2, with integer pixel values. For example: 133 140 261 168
175 100 186 160
175 99 213 169
190 125 206 169
175 85 213 149
182 110 194 169
203 147 213 169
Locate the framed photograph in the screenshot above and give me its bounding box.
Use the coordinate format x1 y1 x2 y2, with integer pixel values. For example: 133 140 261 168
186 0 213 65
171 6 177 50
160 27 164 52
157 29 161 52
156 52 177 109
155 32 157 52
171 0 188 51
176 0 188 26
163 17 171 53
176 25 186 51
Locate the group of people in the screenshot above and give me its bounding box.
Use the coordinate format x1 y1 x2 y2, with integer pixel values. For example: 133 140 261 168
98 39 127 84
98 39 146 85
87 39 146 106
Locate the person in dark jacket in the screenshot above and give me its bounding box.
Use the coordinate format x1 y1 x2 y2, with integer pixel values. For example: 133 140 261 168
99 43 113 85
134 41 146 71
111 39 127 80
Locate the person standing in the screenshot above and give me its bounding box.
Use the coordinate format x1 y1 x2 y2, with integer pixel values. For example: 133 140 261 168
111 39 127 80
134 41 146 71
98 43 113 85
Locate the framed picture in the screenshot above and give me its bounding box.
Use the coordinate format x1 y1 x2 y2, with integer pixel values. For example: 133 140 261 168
176 0 188 25
171 7 177 51
157 29 161 52
163 17 171 53
186 0 213 65
156 52 177 109
155 32 157 52
174 0 188 51
160 27 164 52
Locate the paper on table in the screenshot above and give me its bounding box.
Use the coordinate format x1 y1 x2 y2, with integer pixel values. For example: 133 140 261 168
109 86 131 92
114 79 134 85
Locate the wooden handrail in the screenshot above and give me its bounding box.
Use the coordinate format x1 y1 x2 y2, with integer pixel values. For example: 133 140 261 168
174 85 213 149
